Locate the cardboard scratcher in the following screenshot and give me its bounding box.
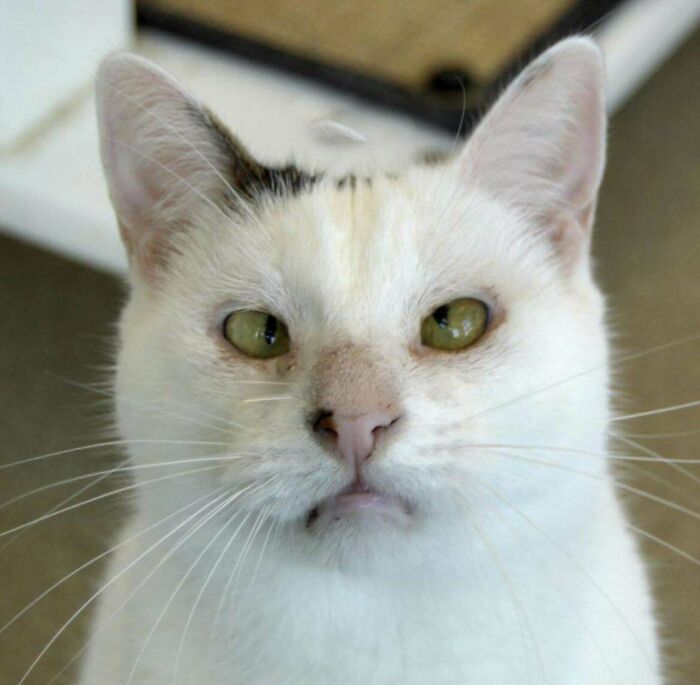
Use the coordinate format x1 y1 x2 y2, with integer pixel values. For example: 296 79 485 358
138 0 624 133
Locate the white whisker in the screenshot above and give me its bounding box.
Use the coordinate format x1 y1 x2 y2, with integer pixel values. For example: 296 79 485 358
0 438 228 471
0 457 130 556
610 432 700 487
615 461 700 509
222 506 269 625
461 504 551 682
172 506 264 685
0 465 224 538
611 399 700 423
126 482 267 685
468 482 623 682
627 523 700 567
460 441 700 464
463 472 653 665
487 449 700 522
619 428 700 439
17 489 232 685
54 375 254 438
44 483 265 685
0 486 224 637
239 396 294 404
467 333 700 424
0 453 255 512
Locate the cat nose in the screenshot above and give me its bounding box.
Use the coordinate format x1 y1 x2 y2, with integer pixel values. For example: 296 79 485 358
313 409 399 471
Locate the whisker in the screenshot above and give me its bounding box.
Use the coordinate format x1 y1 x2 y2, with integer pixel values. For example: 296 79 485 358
0 439 231 471
205 505 277 664
466 484 622 682
459 441 700 464
0 457 130 556
148 397 257 435
239 396 294 404
473 448 700 523
0 453 254 512
172 506 266 685
17 489 232 685
53 375 253 438
610 432 700 487
466 333 700 424
461 472 653 665
626 523 700 568
460 504 550 682
224 505 269 613
227 380 292 386
247 506 277 591
0 486 225 637
126 482 268 685
615 461 700 510
0 465 225 538
619 428 700 439
476 464 700 572
611 399 700 423
43 483 266 685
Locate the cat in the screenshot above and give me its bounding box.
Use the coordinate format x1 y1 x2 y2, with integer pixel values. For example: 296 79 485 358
77 36 662 684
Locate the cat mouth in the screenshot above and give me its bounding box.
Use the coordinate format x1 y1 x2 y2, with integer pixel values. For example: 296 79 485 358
306 480 414 529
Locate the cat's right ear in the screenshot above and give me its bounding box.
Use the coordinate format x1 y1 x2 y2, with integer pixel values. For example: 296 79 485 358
96 54 261 277
456 37 606 264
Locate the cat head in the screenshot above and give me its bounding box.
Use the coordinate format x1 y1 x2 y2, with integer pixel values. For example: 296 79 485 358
97 37 609 570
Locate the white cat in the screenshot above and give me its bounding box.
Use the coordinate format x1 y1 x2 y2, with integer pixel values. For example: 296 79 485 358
80 37 662 684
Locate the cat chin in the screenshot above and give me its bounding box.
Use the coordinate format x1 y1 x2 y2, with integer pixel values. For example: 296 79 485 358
281 502 468 577
291 518 423 573
274 486 469 575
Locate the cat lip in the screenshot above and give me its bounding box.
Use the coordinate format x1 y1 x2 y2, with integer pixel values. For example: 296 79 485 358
306 480 414 528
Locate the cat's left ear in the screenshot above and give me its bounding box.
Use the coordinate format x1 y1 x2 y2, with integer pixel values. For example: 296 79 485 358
95 54 267 276
458 37 606 258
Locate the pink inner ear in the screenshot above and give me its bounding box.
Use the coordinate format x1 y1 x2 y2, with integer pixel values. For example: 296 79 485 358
458 38 606 235
110 138 161 225
96 53 233 274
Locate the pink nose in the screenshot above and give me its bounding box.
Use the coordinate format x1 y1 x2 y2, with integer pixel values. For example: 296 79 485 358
314 410 398 472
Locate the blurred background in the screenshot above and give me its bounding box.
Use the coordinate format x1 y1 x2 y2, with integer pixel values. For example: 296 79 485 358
1 1 699 683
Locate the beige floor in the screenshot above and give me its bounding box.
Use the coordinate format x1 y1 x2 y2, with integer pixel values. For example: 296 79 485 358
1 30 699 685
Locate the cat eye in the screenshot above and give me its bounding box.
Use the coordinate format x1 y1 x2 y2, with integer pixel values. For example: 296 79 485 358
421 298 489 351
223 311 290 359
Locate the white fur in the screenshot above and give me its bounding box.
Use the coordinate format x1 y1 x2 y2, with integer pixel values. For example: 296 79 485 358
82 38 662 684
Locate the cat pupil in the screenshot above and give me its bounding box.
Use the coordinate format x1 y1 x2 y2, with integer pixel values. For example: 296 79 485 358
433 305 450 328
264 315 278 345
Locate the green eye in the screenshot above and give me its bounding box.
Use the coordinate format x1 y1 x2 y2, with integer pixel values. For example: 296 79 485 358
223 311 290 359
421 298 489 351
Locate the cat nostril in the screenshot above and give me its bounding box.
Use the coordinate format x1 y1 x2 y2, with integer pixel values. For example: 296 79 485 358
371 415 399 436
312 410 337 437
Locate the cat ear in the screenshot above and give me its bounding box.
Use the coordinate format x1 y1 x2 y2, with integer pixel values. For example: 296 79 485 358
458 37 606 258
96 54 264 274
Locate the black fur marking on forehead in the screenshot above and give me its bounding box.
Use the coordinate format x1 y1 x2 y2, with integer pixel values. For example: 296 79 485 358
336 175 356 190
197 105 320 204
239 163 320 200
335 174 378 190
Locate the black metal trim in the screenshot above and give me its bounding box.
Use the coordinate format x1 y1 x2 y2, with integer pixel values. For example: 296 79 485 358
137 0 627 136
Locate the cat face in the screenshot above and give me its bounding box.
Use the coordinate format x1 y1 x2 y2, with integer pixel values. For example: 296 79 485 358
98 38 609 565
